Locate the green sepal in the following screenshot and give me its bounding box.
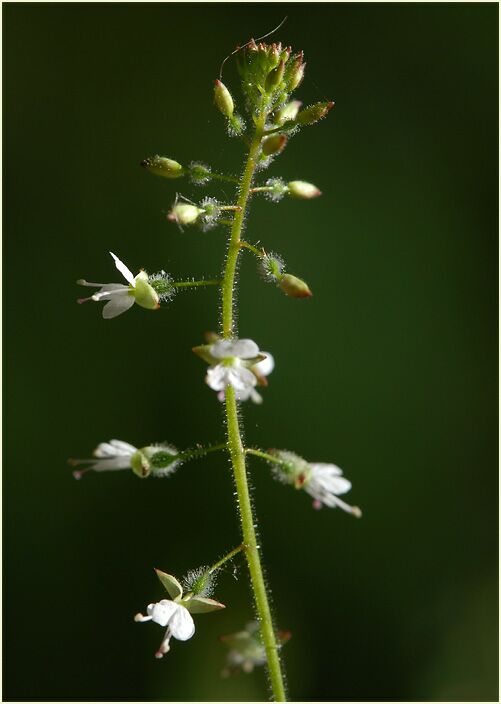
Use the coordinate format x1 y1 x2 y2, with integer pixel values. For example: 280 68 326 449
155 569 183 600
192 344 218 365
295 101 334 126
130 450 151 478
185 596 225 614
133 275 160 310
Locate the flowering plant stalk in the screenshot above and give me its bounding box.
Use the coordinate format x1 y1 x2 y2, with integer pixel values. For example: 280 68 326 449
72 36 361 702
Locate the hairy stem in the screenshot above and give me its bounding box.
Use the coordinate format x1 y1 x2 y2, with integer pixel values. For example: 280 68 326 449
221 115 287 701
240 240 264 258
208 543 245 574
173 279 222 288
246 447 289 466
177 443 227 462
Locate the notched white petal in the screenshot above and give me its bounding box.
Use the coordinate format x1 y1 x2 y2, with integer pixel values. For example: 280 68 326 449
169 604 195 641
254 352 274 377
210 338 259 360
110 251 135 284
109 439 138 456
147 600 178 627
102 293 135 319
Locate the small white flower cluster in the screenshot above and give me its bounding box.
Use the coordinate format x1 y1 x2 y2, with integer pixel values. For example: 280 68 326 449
203 338 274 404
267 449 362 516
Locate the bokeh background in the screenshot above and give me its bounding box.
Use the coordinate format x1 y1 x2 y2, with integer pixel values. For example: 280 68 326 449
4 3 498 701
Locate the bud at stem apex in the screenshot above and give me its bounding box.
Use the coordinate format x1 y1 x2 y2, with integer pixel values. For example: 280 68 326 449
214 80 234 118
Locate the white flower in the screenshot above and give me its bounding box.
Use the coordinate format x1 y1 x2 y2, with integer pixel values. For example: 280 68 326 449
135 569 225 658
205 339 262 393
305 463 361 516
135 599 195 659
69 440 180 479
77 252 159 319
268 450 362 517
69 439 138 479
217 352 275 404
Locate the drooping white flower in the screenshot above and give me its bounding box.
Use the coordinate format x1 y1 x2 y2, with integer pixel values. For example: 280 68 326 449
304 463 361 516
135 599 195 658
217 352 275 404
135 568 225 658
268 450 362 516
77 252 160 319
205 339 263 393
69 440 180 480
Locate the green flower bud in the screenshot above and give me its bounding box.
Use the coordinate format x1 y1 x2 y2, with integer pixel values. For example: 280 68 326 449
262 134 287 157
214 79 234 118
265 59 286 92
278 274 313 299
274 100 302 125
168 203 204 226
295 101 334 126
132 271 160 310
287 180 322 199
140 155 183 179
288 54 306 91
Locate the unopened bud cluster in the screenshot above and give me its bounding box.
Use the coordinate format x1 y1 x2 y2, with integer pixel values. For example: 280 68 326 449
235 40 305 114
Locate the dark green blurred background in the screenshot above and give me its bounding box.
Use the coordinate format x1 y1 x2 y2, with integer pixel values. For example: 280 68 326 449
4 3 498 701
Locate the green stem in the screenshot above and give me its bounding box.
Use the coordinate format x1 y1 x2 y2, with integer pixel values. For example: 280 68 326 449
240 241 264 258
184 167 238 185
221 115 264 338
245 447 288 467
250 186 273 193
177 443 227 462
208 543 245 574
221 113 287 702
220 205 242 212
209 171 239 185
172 279 222 288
